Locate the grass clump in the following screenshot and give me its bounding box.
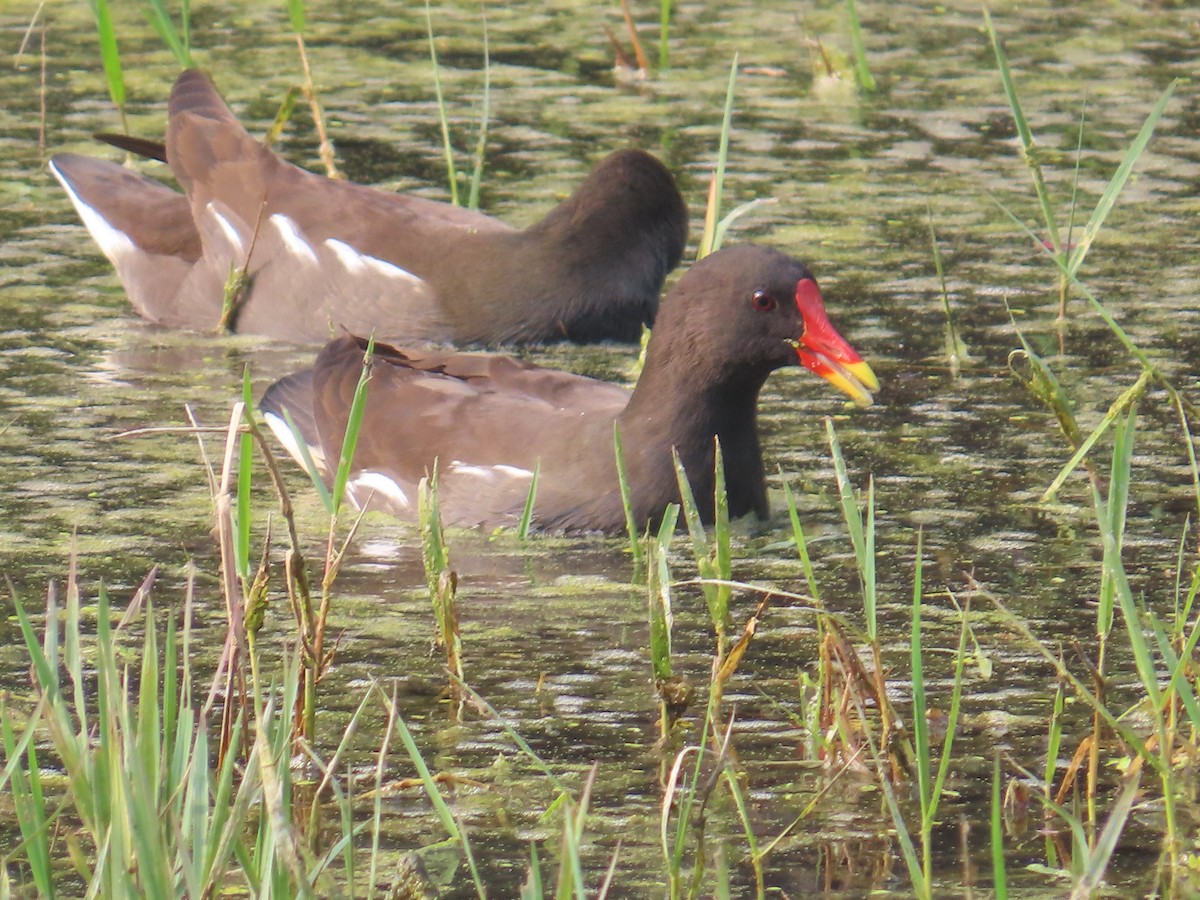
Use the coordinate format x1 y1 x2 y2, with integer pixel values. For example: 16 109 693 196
1 566 336 897
984 9 1176 322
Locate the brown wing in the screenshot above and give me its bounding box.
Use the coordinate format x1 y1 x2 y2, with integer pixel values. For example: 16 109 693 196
262 336 629 527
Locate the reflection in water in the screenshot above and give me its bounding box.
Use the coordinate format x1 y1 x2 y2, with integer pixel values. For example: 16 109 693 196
2 0 1199 893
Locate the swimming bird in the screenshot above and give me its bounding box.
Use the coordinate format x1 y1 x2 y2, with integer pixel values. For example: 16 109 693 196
260 244 878 532
49 69 688 346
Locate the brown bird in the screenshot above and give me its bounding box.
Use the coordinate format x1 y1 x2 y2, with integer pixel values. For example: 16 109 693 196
49 70 688 346
260 244 878 532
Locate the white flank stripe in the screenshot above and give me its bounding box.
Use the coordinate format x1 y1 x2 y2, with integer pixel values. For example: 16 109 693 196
447 460 534 481
494 464 535 479
270 214 318 265
324 239 427 287
324 238 367 273
50 160 137 265
208 206 245 255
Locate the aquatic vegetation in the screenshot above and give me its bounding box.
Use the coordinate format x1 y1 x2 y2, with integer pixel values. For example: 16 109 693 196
89 0 126 133
144 0 193 68
418 467 465 696
696 56 748 262
985 9 1177 322
927 209 969 378
287 0 341 179
844 0 874 93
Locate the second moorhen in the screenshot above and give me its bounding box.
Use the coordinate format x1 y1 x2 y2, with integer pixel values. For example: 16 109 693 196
49 69 688 346
260 244 878 532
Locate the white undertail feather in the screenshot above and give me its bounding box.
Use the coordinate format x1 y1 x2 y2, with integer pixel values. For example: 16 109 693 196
347 471 412 510
269 214 319 265
206 203 246 256
50 160 137 267
263 411 327 474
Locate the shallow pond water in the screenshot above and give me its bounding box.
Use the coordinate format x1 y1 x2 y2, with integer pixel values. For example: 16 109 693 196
3 0 1200 895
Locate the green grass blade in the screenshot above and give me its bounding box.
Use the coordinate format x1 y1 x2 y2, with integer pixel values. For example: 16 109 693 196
266 87 302 146
990 754 1008 899
418 465 448 597
389 704 486 898
136 601 161 811
870 747 926 895
826 418 875 638
281 407 333 513
930 588 970 823
1149 613 1200 728
671 448 706 552
1043 678 1065 797
1075 772 1141 893
910 532 930 818
555 765 595 899
236 369 254 581
781 476 821 604
672 449 719 622
426 0 460 206
984 9 1060 253
614 423 644 576
182 714 209 889
658 0 672 71
205 716 254 893
65 578 84 726
448 677 570 795
994 196 1178 394
143 0 194 67
368 686 401 899
1042 672 1064 869
928 207 969 375
1040 370 1151 503
331 338 374 514
162 612 179 780
1089 412 1163 711
845 0 875 91
1069 81 1177 278
418 465 464 686
697 54 738 259
864 477 876 630
0 696 44 796
648 504 679 682
713 197 775 251
286 0 306 34
712 439 731 630
90 0 127 131
522 842 544 899
182 0 191 60
1 699 55 899
41 582 59 698
719 763 761 892
1064 99 1086 262
517 461 540 540
467 15 491 211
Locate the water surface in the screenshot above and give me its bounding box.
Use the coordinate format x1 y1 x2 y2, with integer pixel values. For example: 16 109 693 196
3 0 1200 894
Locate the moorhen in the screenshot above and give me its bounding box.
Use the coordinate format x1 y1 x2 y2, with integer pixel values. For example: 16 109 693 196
260 244 878 532
49 70 687 346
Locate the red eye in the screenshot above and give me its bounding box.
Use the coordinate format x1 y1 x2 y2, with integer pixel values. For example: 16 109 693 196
751 290 776 312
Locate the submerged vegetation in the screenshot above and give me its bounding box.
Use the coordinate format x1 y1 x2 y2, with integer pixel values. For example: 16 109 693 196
4 0 1200 897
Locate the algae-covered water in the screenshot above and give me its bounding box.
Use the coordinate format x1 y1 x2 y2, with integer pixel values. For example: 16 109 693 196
2 0 1200 895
